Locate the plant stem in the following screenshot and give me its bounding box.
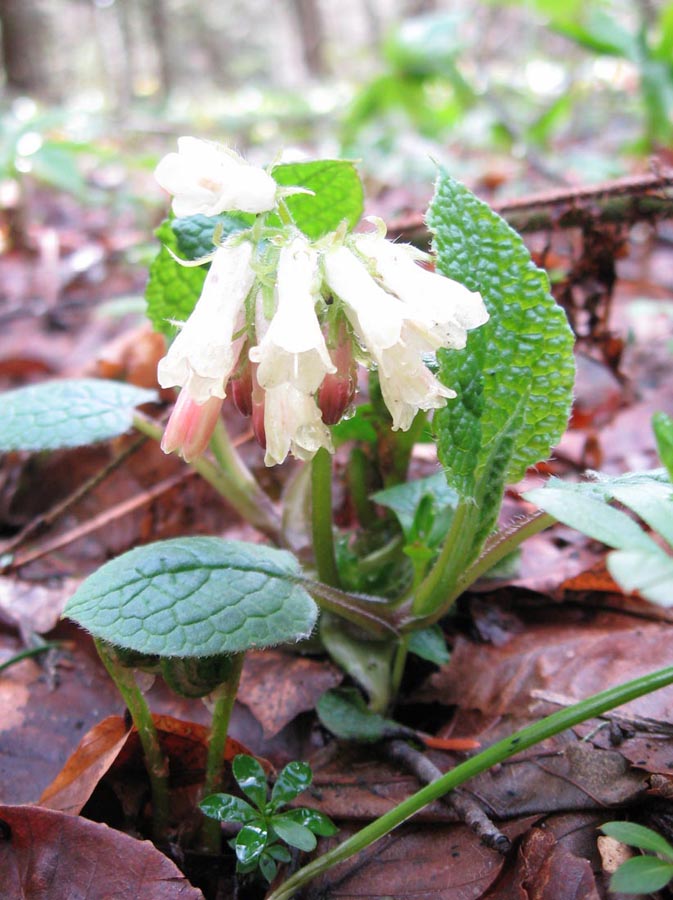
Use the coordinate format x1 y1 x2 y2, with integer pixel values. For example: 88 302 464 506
133 412 284 546
407 510 556 629
0 641 61 673
311 447 340 587
389 635 409 702
201 652 245 853
412 499 476 616
95 640 170 843
267 664 673 900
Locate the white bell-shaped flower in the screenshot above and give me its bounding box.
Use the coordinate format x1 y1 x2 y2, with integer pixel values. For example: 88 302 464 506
155 137 278 217
157 240 255 404
250 237 336 393
354 231 489 349
324 245 454 430
263 383 334 467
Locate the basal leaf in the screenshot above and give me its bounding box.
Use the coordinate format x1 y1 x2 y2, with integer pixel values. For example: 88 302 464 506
235 822 269 864
233 755 268 810
271 160 363 239
270 814 317 852
64 537 318 657
270 761 312 809
371 473 457 539
608 550 673 607
145 214 248 336
316 687 399 742
0 379 156 451
601 822 673 860
407 625 450 665
653 412 673 482
427 171 575 500
609 856 673 894
282 807 338 837
199 793 258 824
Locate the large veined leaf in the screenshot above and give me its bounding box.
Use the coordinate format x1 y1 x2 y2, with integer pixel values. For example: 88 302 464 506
65 537 318 657
270 159 364 239
0 379 156 451
428 171 575 498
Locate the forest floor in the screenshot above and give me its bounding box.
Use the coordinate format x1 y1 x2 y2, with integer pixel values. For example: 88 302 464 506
1 174 673 900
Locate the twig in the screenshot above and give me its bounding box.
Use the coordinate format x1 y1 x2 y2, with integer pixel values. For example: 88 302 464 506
387 168 673 243
384 739 511 853
0 434 148 561
1 469 195 572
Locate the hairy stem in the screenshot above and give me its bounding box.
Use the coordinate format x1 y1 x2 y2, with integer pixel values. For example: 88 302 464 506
133 412 284 545
267 664 673 900
95 640 170 843
311 447 341 587
201 653 245 853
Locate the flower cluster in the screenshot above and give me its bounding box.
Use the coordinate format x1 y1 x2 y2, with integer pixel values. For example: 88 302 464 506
155 138 489 466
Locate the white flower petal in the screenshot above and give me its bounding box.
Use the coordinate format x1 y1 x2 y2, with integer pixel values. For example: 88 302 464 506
354 233 489 348
263 384 333 466
154 137 278 217
157 241 255 404
323 246 405 350
251 237 335 393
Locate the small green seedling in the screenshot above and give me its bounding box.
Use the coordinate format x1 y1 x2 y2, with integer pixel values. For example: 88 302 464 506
200 754 337 882
601 821 673 895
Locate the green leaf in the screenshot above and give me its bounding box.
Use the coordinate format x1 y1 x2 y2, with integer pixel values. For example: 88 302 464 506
270 761 312 809
282 807 338 837
654 412 673 482
609 856 673 894
608 550 673 607
267 844 292 862
199 792 258 824
144 214 248 336
259 853 277 883
371 473 457 540
407 625 450 665
0 379 156 451
270 160 364 239
317 687 400 742
271 814 317 852
233 755 268 810
428 171 575 502
601 822 673 861
64 537 318 657
235 822 269 865
522 486 661 553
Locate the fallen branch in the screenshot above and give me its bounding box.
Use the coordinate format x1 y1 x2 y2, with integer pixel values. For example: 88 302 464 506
388 168 673 244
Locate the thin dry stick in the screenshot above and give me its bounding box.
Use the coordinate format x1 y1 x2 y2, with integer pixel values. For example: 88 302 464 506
384 739 511 853
3 469 195 572
0 434 148 561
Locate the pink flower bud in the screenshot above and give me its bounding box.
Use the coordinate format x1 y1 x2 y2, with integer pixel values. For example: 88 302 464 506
318 331 357 425
161 391 223 463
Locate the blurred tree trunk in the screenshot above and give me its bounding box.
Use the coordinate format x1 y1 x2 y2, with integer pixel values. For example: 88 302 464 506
404 0 438 13
288 0 327 77
143 0 176 99
0 0 55 98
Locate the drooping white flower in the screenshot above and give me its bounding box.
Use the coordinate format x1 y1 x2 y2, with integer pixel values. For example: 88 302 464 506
250 237 336 393
263 383 334 467
354 231 489 349
157 240 255 404
324 245 458 430
155 137 278 217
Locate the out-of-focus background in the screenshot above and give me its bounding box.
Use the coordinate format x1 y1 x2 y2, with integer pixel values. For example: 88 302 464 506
1 0 671 228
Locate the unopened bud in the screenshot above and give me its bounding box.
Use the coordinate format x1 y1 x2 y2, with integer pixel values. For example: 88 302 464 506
161 391 223 462
318 336 357 425
230 357 253 417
